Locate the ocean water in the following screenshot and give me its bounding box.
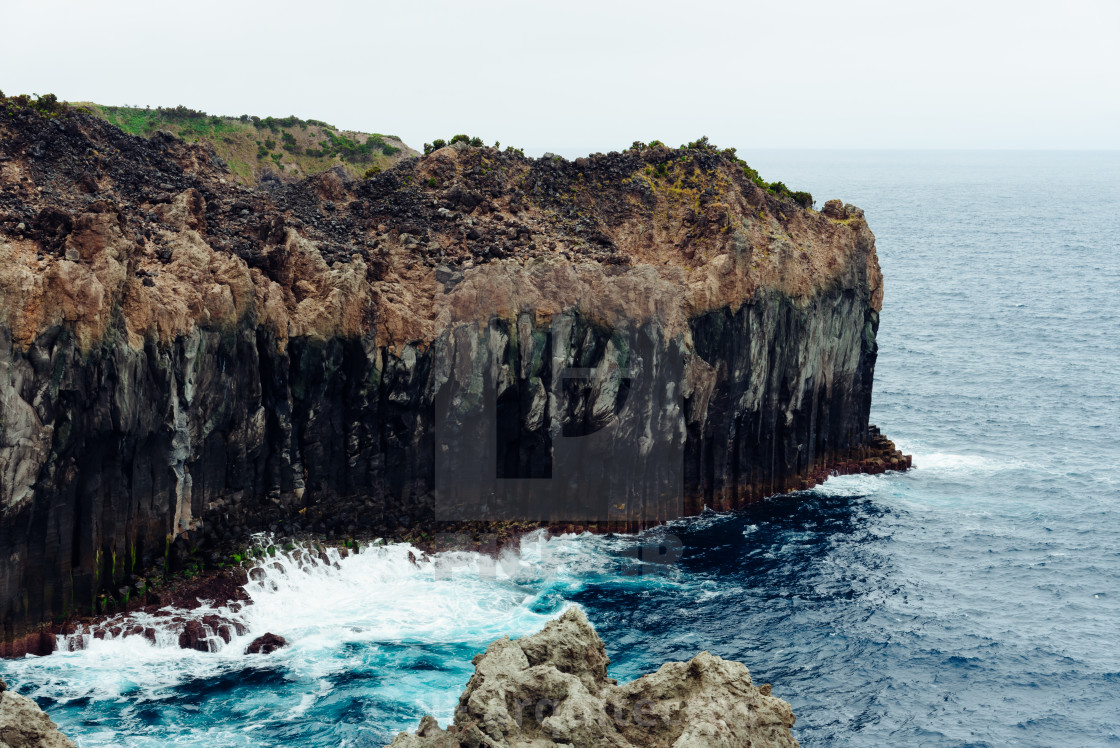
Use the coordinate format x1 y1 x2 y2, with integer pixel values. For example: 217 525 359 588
3 150 1119 747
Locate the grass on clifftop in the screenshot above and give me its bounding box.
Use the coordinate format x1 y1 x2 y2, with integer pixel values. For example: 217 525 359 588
81 102 415 185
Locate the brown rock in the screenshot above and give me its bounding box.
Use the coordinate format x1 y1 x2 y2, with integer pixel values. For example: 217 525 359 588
245 632 287 655
822 199 845 219
178 620 211 652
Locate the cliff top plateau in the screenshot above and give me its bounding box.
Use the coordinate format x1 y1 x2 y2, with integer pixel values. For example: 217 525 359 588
80 97 414 186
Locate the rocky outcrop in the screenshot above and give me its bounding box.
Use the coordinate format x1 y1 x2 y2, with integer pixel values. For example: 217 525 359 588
0 95 907 645
389 608 798 748
0 678 77 748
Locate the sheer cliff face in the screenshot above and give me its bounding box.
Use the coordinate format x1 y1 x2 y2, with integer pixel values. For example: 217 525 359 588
0 103 882 640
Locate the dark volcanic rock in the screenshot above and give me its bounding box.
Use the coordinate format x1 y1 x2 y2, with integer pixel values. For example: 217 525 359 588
177 620 210 652
0 96 908 647
245 632 287 654
177 615 247 651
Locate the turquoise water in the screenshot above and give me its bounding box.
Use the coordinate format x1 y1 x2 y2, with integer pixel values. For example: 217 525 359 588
3 150 1119 746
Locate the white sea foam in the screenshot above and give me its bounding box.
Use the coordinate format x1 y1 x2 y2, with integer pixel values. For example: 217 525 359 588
4 532 641 711
811 472 895 498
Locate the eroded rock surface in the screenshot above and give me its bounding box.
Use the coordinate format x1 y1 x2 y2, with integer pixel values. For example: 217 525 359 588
0 679 77 748
389 608 798 748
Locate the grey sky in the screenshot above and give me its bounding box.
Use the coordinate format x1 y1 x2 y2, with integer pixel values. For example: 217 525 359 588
3 0 1117 154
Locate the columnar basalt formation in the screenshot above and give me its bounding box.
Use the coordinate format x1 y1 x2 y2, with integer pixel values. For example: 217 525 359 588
0 98 905 645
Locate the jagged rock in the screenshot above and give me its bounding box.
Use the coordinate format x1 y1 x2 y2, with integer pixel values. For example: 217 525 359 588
389 608 798 748
178 620 210 652
0 686 77 748
245 633 287 654
177 615 248 651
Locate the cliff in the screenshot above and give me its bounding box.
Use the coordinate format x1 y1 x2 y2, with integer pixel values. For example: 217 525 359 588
389 607 799 748
0 95 906 645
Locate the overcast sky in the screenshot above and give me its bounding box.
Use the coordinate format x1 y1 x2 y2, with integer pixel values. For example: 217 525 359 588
2 0 1117 154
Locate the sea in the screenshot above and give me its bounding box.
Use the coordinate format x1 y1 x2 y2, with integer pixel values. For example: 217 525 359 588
2 150 1118 747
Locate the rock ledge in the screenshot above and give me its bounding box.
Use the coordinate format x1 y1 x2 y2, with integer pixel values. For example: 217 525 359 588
390 608 798 748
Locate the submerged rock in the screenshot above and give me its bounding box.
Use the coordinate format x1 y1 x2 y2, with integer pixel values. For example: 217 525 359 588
389 608 798 747
0 681 77 748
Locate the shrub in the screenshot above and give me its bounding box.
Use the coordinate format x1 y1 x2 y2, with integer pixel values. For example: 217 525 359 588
428 177 437 187
790 190 814 209
685 135 714 151
161 104 207 120
363 166 382 178
450 134 470 145
630 140 647 150
469 136 483 147
741 163 765 186
17 93 68 116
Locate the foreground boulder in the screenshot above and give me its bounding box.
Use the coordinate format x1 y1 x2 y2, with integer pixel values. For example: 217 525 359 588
0 678 76 748
389 608 798 747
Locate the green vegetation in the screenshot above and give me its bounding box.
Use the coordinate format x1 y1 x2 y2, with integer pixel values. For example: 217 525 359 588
422 133 485 155
632 135 814 209
1 91 90 118
766 181 814 209
79 102 412 185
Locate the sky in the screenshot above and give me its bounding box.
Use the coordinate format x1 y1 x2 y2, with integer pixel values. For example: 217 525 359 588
1 0 1117 155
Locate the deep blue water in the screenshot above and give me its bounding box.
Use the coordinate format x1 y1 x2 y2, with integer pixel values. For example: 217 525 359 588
3 150 1119 747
